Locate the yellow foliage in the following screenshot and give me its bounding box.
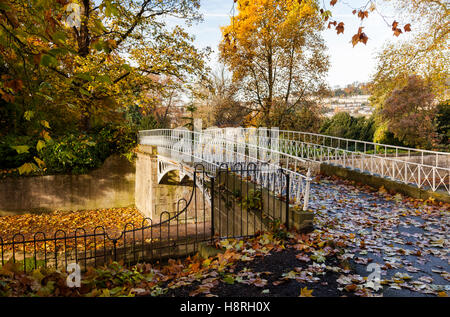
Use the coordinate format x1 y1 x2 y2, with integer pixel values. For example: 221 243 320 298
219 0 328 128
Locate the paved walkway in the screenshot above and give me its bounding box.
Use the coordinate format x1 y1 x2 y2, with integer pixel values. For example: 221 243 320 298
309 176 449 296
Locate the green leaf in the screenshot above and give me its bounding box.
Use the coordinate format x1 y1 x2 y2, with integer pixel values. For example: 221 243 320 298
48 47 67 56
40 54 57 67
0 2 11 10
11 145 30 154
109 286 124 295
122 64 132 72
36 140 46 152
223 275 235 285
34 157 45 168
76 73 93 81
18 163 38 175
51 31 67 43
35 92 54 101
93 19 107 33
105 1 119 17
39 82 52 90
24 110 34 121
97 75 112 84
80 88 91 96
40 120 51 129
93 41 105 51
31 269 46 283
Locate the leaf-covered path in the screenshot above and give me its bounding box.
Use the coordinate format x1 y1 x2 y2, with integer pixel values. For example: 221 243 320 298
308 175 449 297
158 175 449 298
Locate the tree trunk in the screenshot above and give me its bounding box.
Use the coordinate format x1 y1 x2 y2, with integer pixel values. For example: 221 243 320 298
78 0 92 132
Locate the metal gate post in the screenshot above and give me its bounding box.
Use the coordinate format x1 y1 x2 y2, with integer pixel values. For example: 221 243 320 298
210 176 215 241
285 172 290 229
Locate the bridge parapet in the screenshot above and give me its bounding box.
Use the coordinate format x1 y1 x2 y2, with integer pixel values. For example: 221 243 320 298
139 128 449 195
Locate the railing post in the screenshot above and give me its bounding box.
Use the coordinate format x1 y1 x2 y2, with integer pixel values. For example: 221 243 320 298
210 176 215 241
303 169 311 211
433 167 436 191
285 172 290 229
405 161 407 184
113 239 117 262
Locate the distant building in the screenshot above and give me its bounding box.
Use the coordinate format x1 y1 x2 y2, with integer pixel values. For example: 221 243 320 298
322 95 373 118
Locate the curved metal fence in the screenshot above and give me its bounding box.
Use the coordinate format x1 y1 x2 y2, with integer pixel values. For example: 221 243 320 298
0 163 290 273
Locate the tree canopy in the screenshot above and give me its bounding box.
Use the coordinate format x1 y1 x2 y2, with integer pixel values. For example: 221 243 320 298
0 0 209 132
219 0 329 128
0 0 209 173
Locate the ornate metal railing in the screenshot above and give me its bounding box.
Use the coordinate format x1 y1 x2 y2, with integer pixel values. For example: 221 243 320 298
274 131 449 194
140 127 450 194
140 128 313 209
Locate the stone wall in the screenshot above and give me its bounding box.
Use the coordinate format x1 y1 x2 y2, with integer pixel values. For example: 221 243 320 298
135 145 209 221
0 155 135 215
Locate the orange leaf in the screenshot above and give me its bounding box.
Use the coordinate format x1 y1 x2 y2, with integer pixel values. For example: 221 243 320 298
328 21 337 29
300 287 314 297
392 20 399 31
344 284 358 292
393 28 402 36
336 22 344 35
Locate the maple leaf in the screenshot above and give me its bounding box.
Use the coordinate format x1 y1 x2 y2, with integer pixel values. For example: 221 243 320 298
393 28 402 37
392 21 399 30
351 34 359 47
328 21 337 29
359 32 368 45
299 287 314 297
336 22 344 35
404 24 411 32
222 274 235 284
18 162 38 175
11 145 30 154
357 10 368 20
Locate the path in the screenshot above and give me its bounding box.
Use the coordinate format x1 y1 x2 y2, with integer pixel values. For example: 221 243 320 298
309 175 449 296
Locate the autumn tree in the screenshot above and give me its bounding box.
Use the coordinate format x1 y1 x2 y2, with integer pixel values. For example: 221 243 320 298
380 75 438 149
370 0 449 145
219 0 329 128
435 101 450 151
196 67 249 127
225 0 415 47
0 0 209 173
0 0 208 132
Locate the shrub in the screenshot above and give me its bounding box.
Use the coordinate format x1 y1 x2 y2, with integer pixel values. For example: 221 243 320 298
319 112 376 143
42 134 103 174
0 135 38 169
40 124 137 175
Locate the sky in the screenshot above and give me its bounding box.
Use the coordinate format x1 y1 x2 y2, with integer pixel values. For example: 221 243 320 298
170 0 403 89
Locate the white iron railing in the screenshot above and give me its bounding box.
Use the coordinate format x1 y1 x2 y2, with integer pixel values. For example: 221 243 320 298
139 127 450 195
139 128 313 210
